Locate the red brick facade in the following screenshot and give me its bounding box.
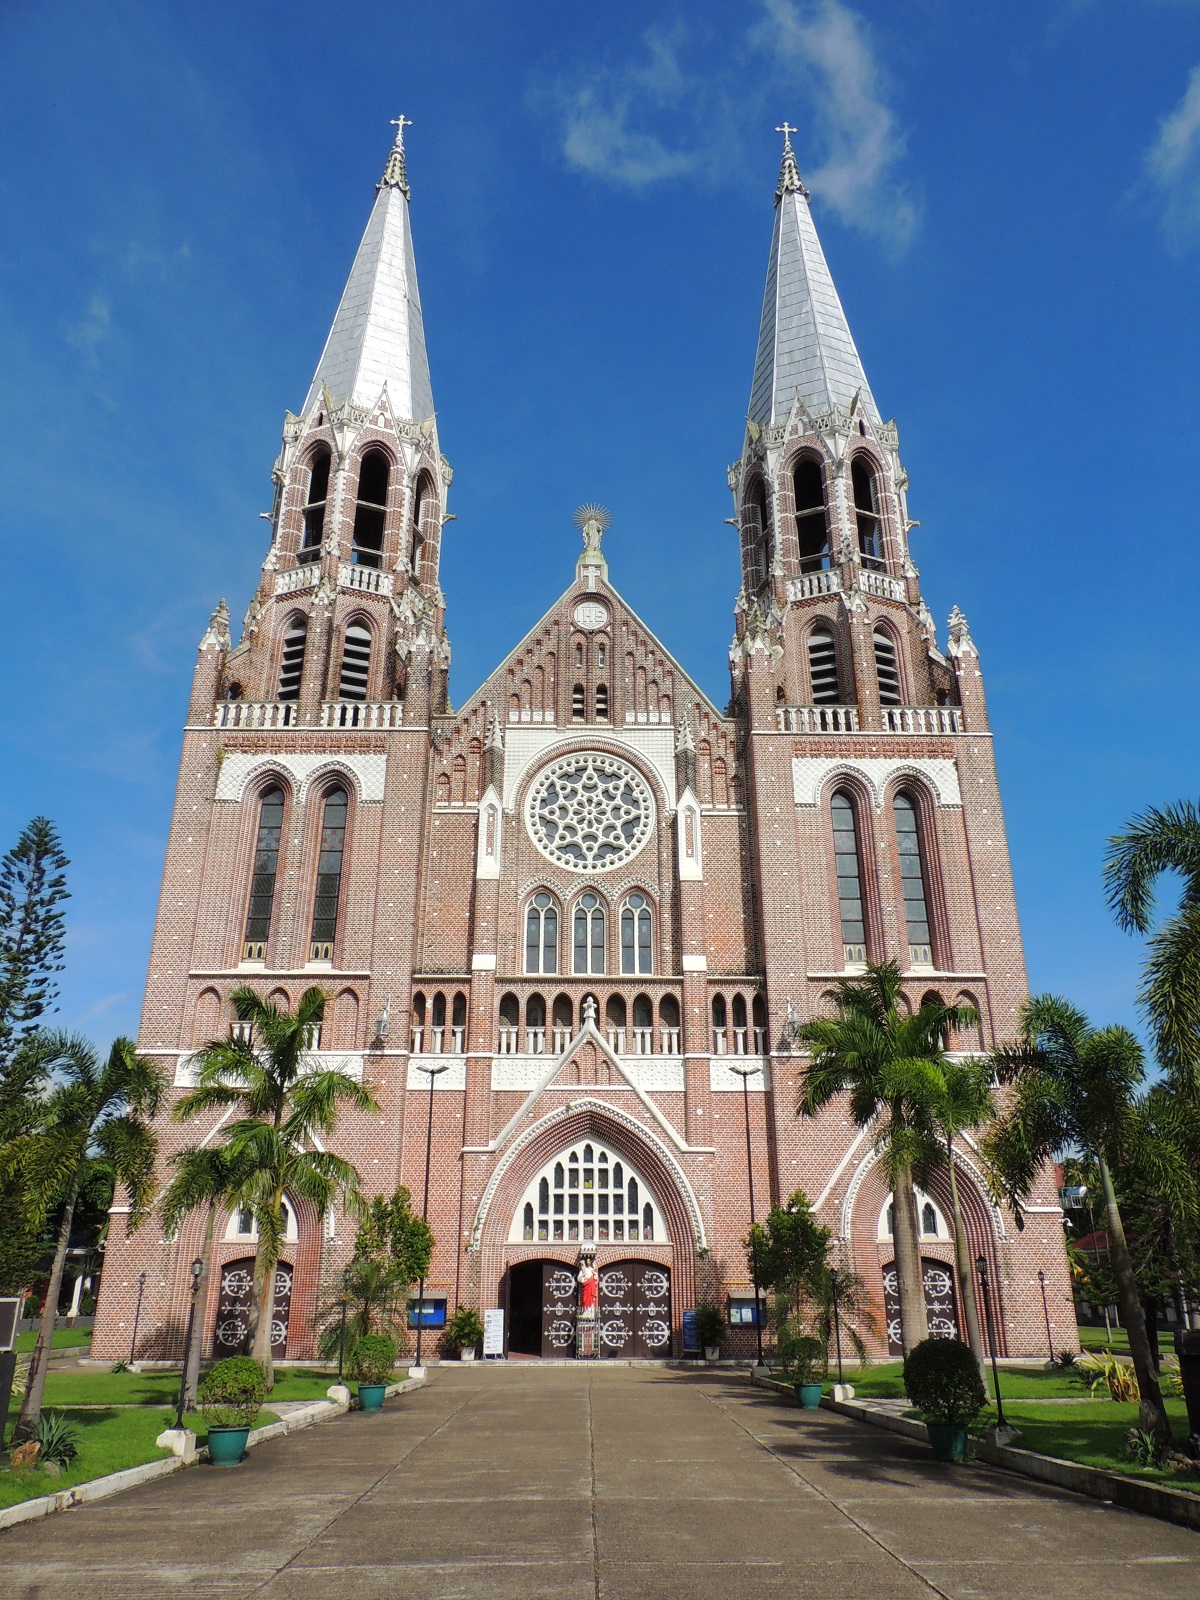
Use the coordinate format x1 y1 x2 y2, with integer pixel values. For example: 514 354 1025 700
92 133 1073 1367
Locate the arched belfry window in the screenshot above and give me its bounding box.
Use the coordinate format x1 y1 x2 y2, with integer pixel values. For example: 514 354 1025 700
243 787 285 961
309 788 348 961
509 1137 665 1243
338 623 371 702
831 791 867 966
410 474 434 580
278 617 307 703
894 794 933 967
573 893 606 975
793 458 829 572
300 449 330 562
807 626 839 704
873 629 902 706
525 892 559 975
852 457 884 570
620 893 652 975
352 450 389 569
746 480 772 590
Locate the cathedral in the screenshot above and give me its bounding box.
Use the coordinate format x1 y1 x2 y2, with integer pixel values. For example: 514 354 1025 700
92 123 1072 1365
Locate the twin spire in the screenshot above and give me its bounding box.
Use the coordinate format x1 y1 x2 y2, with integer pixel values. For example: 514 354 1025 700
301 119 877 459
301 115 434 425
748 125 880 432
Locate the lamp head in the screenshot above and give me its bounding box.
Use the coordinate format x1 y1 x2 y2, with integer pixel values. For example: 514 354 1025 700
191 1257 204 1280
1037 1268 1045 1284
343 1265 352 1288
976 1254 987 1276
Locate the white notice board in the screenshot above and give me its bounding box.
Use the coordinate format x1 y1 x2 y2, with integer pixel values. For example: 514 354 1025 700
483 1307 505 1358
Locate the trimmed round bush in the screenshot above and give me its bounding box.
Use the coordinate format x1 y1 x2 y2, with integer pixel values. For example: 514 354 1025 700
903 1338 986 1425
350 1333 398 1384
199 1357 267 1429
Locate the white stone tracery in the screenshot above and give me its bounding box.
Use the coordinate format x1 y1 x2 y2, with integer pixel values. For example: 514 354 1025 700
509 1138 665 1245
527 753 654 873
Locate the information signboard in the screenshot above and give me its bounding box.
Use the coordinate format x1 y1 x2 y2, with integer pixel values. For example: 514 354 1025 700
0 1297 19 1353
483 1307 505 1358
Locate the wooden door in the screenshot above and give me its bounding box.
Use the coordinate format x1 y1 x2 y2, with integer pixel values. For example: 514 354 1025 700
212 1257 292 1358
539 1263 578 1357
882 1258 958 1354
598 1261 671 1358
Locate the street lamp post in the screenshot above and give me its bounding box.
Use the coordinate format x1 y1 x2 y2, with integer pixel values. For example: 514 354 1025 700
337 1264 352 1382
128 1271 147 1366
413 1060 448 1374
175 1259 205 1429
830 1267 844 1388
975 1255 1007 1431
730 1062 764 1367
1037 1269 1055 1364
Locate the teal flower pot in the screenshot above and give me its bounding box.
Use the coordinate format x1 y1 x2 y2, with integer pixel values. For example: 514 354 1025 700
926 1422 969 1463
206 1425 250 1465
795 1383 823 1410
357 1383 387 1412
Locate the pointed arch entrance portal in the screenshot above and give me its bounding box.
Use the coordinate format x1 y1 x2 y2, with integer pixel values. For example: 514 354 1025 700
505 1257 672 1358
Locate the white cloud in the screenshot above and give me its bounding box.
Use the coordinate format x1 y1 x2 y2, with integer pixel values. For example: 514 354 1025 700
1146 64 1200 247
541 1 916 249
66 294 112 361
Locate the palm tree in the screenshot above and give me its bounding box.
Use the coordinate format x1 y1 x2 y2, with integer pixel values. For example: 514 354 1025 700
315 1256 411 1365
928 1060 994 1375
1104 800 1200 1091
160 1144 247 1408
0 1033 161 1438
795 963 976 1355
983 995 1196 1443
176 985 376 1386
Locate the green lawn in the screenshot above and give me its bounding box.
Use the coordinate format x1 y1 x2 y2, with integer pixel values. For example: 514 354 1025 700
14 1327 93 1354
848 1362 1087 1401
1077 1325 1131 1353
0 1403 280 1510
39 1366 344 1408
977 1397 1197 1492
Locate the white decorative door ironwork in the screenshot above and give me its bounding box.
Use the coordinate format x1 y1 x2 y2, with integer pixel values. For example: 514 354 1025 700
882 1258 958 1354
212 1256 293 1357
597 1260 671 1358
540 1263 578 1357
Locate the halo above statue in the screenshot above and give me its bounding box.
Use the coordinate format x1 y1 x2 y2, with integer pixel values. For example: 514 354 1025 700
574 503 612 552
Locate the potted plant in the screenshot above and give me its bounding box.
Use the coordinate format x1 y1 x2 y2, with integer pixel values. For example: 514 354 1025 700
784 1333 825 1408
694 1303 726 1363
903 1337 987 1463
200 1357 266 1465
445 1306 484 1362
350 1333 397 1409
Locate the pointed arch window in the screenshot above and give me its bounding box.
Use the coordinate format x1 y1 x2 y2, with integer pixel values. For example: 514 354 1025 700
873 629 902 706
278 617 307 702
525 892 559 974
893 794 933 967
410 475 431 580
572 683 585 721
595 683 609 722
309 787 348 961
352 450 389 569
338 623 372 701
243 787 285 960
573 894 605 975
807 626 839 704
793 458 829 572
510 1138 665 1243
852 457 884 570
746 480 772 591
300 450 330 562
831 791 867 966
620 893 652 975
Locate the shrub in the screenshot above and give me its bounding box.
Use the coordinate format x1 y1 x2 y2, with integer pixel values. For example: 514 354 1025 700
350 1332 398 1384
903 1338 987 1426
1077 1348 1139 1402
33 1410 80 1467
110 1359 130 1375
694 1303 726 1351
200 1356 267 1429
1124 1426 1164 1467
445 1306 484 1353
778 1330 824 1386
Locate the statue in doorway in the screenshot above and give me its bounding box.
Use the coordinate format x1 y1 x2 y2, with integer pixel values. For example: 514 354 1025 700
577 1247 598 1319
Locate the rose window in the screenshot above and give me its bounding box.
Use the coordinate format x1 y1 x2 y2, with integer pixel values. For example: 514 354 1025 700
527 754 654 872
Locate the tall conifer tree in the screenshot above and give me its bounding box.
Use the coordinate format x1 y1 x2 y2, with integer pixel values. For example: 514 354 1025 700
0 817 70 1070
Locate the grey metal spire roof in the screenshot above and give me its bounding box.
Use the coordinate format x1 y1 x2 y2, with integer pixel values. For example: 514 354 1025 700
747 132 879 429
301 120 434 422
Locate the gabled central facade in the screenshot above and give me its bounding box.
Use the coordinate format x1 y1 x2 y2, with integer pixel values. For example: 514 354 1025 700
93 126 1072 1364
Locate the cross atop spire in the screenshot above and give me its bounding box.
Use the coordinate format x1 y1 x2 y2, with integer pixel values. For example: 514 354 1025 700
774 121 808 201
379 113 413 196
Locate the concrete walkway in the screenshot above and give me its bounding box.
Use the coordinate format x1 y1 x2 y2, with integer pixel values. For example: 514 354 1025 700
3 1366 1198 1599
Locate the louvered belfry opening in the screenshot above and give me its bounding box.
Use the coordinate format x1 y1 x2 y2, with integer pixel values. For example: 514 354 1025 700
807 626 839 704
339 623 372 701
278 618 308 701
873 630 901 705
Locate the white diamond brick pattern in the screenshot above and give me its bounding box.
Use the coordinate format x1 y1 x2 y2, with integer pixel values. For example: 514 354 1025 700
791 756 962 809
215 752 388 804
405 1055 468 1090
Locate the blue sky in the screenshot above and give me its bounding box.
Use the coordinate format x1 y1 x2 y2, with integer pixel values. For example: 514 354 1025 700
2 0 1200 1048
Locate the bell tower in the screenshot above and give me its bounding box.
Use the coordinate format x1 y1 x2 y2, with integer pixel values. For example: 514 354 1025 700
195 118 453 734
